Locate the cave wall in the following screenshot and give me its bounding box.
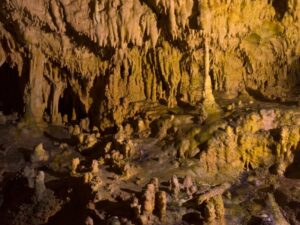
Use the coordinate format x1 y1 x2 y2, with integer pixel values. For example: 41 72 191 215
0 0 299 130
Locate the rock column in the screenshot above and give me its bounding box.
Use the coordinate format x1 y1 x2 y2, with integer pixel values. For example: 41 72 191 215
24 46 46 125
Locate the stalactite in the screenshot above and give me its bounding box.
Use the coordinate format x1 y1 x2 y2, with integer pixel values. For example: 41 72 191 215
0 0 299 128
49 0 66 33
169 0 177 39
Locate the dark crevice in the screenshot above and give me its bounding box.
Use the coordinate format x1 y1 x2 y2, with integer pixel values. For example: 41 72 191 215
272 0 288 21
88 70 111 131
140 0 161 18
46 75 87 124
0 62 25 115
189 0 201 29
245 87 297 105
58 85 75 122
284 144 300 179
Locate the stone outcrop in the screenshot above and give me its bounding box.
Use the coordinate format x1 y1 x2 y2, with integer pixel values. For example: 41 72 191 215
193 108 300 178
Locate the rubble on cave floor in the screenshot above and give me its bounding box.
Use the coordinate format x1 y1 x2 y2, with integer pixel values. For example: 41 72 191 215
0 99 300 225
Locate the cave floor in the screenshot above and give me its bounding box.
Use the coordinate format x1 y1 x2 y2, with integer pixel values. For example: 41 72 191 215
0 99 300 225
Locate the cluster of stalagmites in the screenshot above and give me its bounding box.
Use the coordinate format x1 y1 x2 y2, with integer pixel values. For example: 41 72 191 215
2 92 298 224
128 175 229 225
13 143 62 225
80 170 229 225
69 118 100 150
13 113 298 225
68 117 140 178
44 102 300 188
36 116 234 224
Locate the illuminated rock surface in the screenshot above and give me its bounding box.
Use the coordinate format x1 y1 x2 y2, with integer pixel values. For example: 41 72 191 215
0 0 299 224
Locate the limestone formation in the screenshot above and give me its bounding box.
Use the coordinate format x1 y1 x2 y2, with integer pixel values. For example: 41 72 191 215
91 160 99 175
35 171 46 201
80 118 90 132
178 139 191 158
131 197 141 219
169 174 180 200
72 125 81 136
23 165 36 188
274 126 300 176
71 157 80 175
156 191 167 222
0 1 300 225
84 172 93 184
0 0 298 129
202 195 225 225
84 134 98 149
183 175 196 197
197 183 230 205
143 183 156 215
149 177 159 192
31 143 49 163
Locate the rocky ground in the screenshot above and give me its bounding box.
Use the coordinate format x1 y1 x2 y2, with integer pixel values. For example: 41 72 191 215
0 96 299 225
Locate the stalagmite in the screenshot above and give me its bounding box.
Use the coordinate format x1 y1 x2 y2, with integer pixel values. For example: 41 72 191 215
23 165 36 188
35 171 46 201
183 175 197 196
169 174 180 200
91 160 99 175
149 177 159 192
143 183 156 215
31 143 49 163
156 191 167 222
203 195 225 225
71 158 80 175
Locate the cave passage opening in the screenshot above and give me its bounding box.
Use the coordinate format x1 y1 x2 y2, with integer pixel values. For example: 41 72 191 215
58 85 87 124
0 62 24 116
